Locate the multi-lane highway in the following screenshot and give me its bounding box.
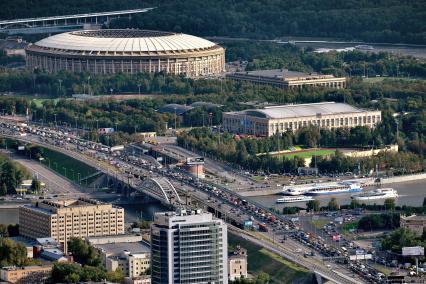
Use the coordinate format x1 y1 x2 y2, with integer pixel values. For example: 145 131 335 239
0 119 382 283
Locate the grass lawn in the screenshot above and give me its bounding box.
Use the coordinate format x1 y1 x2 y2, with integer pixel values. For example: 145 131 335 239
31 98 59 108
251 175 264 182
228 233 313 284
283 149 335 159
371 263 393 276
363 77 426 83
40 147 98 183
342 221 359 234
310 219 329 229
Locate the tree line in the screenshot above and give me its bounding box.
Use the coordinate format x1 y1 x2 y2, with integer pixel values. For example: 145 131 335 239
2 1 425 44
0 150 31 196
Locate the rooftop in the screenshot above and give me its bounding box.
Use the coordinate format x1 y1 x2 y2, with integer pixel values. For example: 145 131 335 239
401 215 426 221
31 29 220 54
226 102 370 119
230 69 336 81
158 104 194 115
95 241 150 256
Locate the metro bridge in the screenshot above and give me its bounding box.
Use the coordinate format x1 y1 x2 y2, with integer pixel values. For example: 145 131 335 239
0 8 155 34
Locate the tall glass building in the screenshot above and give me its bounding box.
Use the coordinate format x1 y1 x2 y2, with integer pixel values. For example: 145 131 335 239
151 209 228 284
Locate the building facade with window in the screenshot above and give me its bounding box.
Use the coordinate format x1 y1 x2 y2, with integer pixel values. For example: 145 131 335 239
228 246 248 281
151 209 228 284
26 29 225 78
223 102 381 137
19 198 124 252
226 69 346 89
0 265 52 284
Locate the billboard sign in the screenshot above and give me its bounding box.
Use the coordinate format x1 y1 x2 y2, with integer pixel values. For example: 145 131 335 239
18 146 25 151
402 246 424 256
350 254 372 261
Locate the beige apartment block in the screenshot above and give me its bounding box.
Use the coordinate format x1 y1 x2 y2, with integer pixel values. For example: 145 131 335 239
223 102 381 137
400 215 426 236
19 198 124 252
0 265 52 284
228 246 248 281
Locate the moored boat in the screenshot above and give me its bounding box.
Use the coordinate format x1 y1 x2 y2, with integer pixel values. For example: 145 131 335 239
351 188 398 201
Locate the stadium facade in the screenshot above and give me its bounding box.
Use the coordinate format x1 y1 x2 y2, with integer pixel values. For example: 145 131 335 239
25 29 225 77
223 102 381 137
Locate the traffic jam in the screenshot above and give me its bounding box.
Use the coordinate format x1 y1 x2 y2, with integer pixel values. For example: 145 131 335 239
0 119 390 283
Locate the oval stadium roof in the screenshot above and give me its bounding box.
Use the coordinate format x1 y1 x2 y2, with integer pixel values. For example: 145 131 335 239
33 29 218 54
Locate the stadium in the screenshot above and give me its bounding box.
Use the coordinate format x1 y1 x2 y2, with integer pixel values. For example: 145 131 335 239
25 29 225 77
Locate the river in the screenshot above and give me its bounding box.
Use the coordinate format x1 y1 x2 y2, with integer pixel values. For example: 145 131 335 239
248 180 426 210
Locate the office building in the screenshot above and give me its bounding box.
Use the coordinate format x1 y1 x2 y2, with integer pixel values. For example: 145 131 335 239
26 29 225 77
0 265 52 284
19 198 124 252
226 69 346 89
223 102 381 137
88 235 151 278
151 209 228 284
228 246 248 281
400 215 426 236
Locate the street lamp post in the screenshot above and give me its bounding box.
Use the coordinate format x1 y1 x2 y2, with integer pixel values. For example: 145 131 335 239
137 84 141 96
54 114 57 128
62 167 67 178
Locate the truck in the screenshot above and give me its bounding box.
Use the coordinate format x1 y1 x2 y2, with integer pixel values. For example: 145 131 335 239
110 145 125 152
242 220 253 230
258 223 268 232
98 127 115 135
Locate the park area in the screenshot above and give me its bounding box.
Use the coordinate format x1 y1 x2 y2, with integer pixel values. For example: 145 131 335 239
279 148 336 159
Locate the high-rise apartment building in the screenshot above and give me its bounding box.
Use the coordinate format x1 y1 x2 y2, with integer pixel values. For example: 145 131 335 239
19 198 124 252
151 209 228 284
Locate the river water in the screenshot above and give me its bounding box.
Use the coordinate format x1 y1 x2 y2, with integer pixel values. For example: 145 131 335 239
249 180 426 210
0 180 424 225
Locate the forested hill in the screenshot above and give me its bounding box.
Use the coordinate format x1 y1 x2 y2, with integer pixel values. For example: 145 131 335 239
1 0 426 44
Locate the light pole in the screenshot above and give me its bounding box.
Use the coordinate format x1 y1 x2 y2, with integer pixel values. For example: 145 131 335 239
54 114 57 128
74 116 78 130
58 79 62 97
137 83 141 96
62 167 67 178
174 107 177 130
70 169 75 180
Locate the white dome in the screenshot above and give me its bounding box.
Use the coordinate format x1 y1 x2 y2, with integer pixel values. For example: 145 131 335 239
34 29 218 54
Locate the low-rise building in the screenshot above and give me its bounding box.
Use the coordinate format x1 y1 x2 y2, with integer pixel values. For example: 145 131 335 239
125 275 151 284
223 102 381 137
0 265 52 284
228 246 248 281
226 69 346 89
19 198 125 252
88 235 151 278
400 215 426 236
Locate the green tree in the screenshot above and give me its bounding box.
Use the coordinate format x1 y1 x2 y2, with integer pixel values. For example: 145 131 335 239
349 199 360 209
0 238 29 266
384 198 396 211
0 183 6 196
306 199 320 212
30 178 41 193
106 268 125 282
67 237 101 267
328 197 340 211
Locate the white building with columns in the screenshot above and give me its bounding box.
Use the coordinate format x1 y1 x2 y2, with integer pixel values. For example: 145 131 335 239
222 102 381 137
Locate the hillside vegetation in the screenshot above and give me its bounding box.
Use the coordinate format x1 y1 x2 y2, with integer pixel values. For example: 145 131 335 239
0 0 425 44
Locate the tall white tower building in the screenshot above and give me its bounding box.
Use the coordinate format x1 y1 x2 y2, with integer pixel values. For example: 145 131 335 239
151 209 228 284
